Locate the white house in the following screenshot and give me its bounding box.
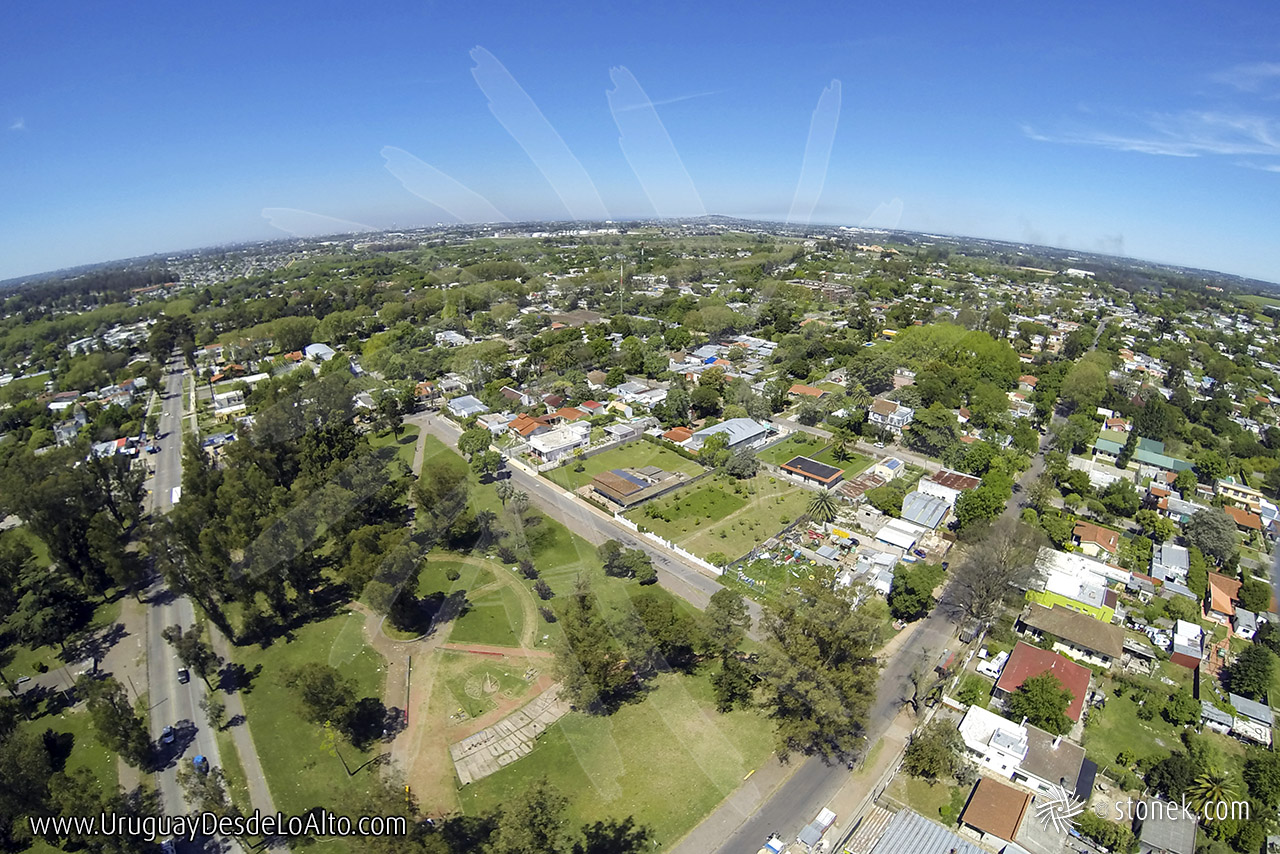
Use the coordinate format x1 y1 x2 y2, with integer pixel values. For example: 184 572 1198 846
528 422 591 463
303 343 337 362
957 705 1093 798
685 418 769 452
868 399 914 434
212 390 247 421
446 395 489 419
1151 542 1189 586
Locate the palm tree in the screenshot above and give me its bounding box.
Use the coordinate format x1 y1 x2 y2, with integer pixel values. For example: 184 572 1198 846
1187 767 1238 818
831 427 852 462
475 509 498 539
845 380 871 410
807 490 838 525
512 491 530 514
496 480 515 507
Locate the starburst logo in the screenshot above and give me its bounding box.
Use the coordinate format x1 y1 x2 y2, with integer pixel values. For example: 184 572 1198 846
1036 783 1085 833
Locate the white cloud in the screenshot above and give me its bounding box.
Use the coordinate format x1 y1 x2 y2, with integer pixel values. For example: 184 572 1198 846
9 118 24 131
1212 61 1280 92
1023 111 1280 160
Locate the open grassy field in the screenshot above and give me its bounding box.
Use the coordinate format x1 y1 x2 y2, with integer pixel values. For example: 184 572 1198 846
543 441 703 492
370 423 420 469
438 650 537 719
233 610 388 854
450 584 525 647
886 775 966 824
458 669 775 846
1241 293 1280 308
625 474 809 562
808 445 873 476
756 433 827 466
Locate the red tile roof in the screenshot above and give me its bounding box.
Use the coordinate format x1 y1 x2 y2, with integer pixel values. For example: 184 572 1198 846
996 642 1091 722
789 383 827 398
1208 572 1242 616
1073 521 1120 554
663 426 694 443
1224 504 1263 531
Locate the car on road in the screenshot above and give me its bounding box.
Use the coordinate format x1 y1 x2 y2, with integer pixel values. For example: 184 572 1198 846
873 441 885 448
192 755 209 774
161 725 175 744
177 667 190 684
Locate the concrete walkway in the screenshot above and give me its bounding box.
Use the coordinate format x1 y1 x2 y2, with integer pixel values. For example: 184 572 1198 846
208 626 278 818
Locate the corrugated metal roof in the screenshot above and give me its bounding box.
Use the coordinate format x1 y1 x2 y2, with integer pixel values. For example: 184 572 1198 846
868 809 985 854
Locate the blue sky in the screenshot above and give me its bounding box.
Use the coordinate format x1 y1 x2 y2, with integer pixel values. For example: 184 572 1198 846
2 1 1279 282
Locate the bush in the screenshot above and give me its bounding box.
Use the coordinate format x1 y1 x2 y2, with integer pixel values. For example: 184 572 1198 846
444 567 461 582
539 606 557 623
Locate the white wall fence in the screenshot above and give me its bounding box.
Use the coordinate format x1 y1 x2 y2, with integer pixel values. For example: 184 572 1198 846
612 515 723 576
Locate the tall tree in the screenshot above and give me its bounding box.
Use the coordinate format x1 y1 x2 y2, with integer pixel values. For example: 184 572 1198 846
1005 672 1073 735
489 779 570 854
941 518 1043 631
79 676 151 768
1184 507 1239 566
757 568 884 761
556 577 633 712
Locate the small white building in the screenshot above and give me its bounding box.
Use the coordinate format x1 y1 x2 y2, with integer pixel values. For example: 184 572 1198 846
528 422 591 464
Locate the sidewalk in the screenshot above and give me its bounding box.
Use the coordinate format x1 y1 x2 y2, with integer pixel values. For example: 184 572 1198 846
207 627 278 818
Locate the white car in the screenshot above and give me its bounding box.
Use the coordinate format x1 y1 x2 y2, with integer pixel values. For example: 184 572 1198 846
161 725 175 744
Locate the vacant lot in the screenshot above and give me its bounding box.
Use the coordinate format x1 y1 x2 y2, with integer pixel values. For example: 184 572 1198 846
626 474 809 562
543 441 703 491
807 445 873 476
458 669 774 845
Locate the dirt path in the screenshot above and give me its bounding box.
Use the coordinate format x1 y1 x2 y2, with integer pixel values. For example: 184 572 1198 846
353 548 550 816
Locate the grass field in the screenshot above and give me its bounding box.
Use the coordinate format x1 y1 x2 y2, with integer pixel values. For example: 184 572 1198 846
1241 293 1280 308
886 775 965 824
233 610 388 854
756 433 827 466
450 584 524 647
439 650 536 719
2 594 122 680
458 669 775 845
370 424 420 470
625 474 808 562
543 441 703 492
808 445 872 476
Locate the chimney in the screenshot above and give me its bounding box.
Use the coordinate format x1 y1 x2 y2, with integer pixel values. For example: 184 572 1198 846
1052 734 1062 749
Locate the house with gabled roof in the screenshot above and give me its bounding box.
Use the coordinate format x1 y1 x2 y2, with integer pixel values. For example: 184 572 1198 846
994 642 1092 722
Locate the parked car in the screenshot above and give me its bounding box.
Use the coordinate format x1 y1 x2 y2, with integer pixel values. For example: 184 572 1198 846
177 668 190 684
161 725 175 744
192 755 209 774
913 548 928 558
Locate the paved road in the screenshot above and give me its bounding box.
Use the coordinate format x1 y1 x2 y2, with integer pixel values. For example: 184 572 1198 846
144 357 239 851
701 607 956 854
412 413 760 626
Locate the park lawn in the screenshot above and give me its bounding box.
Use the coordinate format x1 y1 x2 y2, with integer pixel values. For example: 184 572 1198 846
449 584 524 648
2 595 122 679
23 704 120 791
756 434 826 466
626 475 809 563
418 558 496 598
543 442 703 492
439 650 536 719
233 610 388 854
458 670 775 846
370 423 421 470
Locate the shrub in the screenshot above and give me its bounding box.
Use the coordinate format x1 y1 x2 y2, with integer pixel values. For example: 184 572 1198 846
444 567 461 582
539 606 557 623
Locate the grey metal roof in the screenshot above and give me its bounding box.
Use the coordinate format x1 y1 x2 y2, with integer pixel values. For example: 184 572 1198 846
687 418 767 449
867 809 985 854
1230 693 1274 725
1201 701 1234 726
1153 542 1189 571
1138 802 1198 854
901 491 949 529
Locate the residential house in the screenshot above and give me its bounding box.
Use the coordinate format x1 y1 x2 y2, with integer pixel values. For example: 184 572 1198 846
548 406 589 424
1207 572 1242 625
1028 548 1123 623
959 778 1031 846
1150 542 1189 586
499 385 536 408
1018 374 1039 393
871 457 905 481
1218 478 1265 513
1224 504 1263 534
900 491 950 529
1170 619 1203 670
685 418 769 452
957 704 1096 798
864 809 985 854
1018 603 1124 668
435 330 469 347
994 642 1092 723
780 456 845 487
508 413 549 440
1234 608 1259 640
1229 693 1273 745
446 395 489 419
1137 802 1198 854
591 466 683 508
1072 521 1120 559
661 426 694 445
918 470 982 506
478 412 516 435
212 390 247 421
303 343 336 362
1200 701 1234 735
788 383 827 400
868 399 914 434
528 422 591 463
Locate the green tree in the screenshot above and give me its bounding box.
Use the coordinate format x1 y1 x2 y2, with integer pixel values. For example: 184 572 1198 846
1238 578 1273 613
457 426 492 458
1184 507 1239 565
1074 811 1134 853
488 778 569 854
471 449 504 481
1244 748 1280 807
1162 691 1200 726
710 656 754 713
757 568 885 761
807 490 838 524
941 518 1042 631
704 588 750 656
1226 644 1274 701
283 663 357 729
902 720 964 781
1187 767 1239 819
160 624 224 689
1005 672 1073 735
80 676 151 768
888 564 940 622
1195 450 1229 484
556 577 633 712
1174 468 1198 495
